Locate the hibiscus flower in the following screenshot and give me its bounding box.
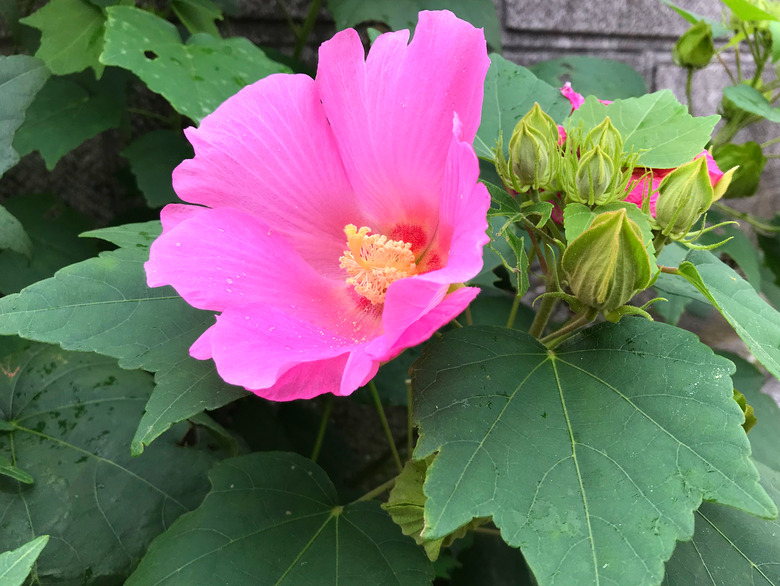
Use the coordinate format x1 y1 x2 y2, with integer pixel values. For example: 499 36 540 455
144 11 491 401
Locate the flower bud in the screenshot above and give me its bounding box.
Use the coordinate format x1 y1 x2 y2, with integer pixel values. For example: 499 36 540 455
654 156 714 237
585 117 623 158
507 103 559 190
562 208 653 312
573 146 615 205
673 22 715 69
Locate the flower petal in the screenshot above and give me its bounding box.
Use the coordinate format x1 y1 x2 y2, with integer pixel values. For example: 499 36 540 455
172 73 365 271
316 10 489 230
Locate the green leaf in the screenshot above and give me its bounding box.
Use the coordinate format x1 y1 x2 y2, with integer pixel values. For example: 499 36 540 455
722 0 779 21
0 55 49 178
122 129 193 207
100 6 290 122
13 72 125 170
663 461 780 586
712 141 766 198
0 455 33 484
0 535 49 586
0 222 246 455
20 0 105 77
412 320 776 586
0 338 221 584
568 91 719 168
659 0 731 36
0 205 31 259
723 84 780 122
678 250 780 382
328 0 502 51
475 54 571 160
531 56 647 100
171 0 223 36
0 194 98 295
125 451 434 585
770 21 780 61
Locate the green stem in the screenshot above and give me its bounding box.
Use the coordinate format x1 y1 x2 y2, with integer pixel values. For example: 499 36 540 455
450 318 463 328
126 107 174 124
293 0 321 61
713 202 780 232
528 295 557 338
473 526 502 536
464 305 473 327
540 309 597 348
369 380 403 473
354 477 397 502
735 45 743 81
406 379 414 458
652 231 670 253
685 68 695 115
716 53 737 84
506 293 522 329
659 265 680 275
765 153 780 159
310 395 334 463
274 0 300 37
760 136 780 148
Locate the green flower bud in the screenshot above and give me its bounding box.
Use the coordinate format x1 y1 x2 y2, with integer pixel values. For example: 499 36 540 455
585 117 623 158
506 103 559 190
573 146 615 206
673 22 715 69
654 157 714 237
562 208 653 312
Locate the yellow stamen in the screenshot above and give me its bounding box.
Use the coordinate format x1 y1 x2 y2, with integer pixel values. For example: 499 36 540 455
339 224 417 305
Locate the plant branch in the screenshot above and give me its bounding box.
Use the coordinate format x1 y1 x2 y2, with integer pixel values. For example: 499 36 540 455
713 201 780 232
528 295 558 338
540 308 598 348
685 68 695 115
354 477 397 502
716 53 737 84
293 0 321 61
310 395 334 462
369 380 403 473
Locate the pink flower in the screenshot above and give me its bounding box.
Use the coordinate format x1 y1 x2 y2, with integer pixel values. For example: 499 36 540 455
144 11 491 401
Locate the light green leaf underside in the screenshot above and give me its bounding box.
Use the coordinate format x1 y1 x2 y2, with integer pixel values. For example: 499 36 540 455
100 6 290 122
678 249 780 382
413 320 775 586
568 90 719 168
475 54 570 160
0 339 219 584
126 451 434 585
0 55 49 178
0 222 246 455
0 205 32 259
0 535 49 586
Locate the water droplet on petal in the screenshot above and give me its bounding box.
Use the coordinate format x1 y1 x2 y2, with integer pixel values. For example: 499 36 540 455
226 278 233 285
175 242 181 247
226 288 232 293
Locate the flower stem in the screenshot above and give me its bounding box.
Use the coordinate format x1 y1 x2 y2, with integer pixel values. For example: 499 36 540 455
540 308 597 348
354 477 397 502
685 68 695 116
528 295 557 338
713 201 780 233
659 265 680 275
716 53 737 84
761 136 780 148
450 318 463 328
465 305 473 326
369 380 403 473
506 293 522 329
293 0 321 61
310 395 334 463
473 526 502 536
406 379 414 458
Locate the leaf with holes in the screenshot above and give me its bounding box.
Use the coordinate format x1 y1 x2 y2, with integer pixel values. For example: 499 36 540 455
0 338 220 584
475 55 570 160
0 535 49 586
125 451 434 585
412 320 776 586
20 0 105 76
0 222 246 455
100 6 289 122
568 91 719 168
0 55 49 178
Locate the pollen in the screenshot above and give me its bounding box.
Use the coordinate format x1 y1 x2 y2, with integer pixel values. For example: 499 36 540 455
339 224 417 305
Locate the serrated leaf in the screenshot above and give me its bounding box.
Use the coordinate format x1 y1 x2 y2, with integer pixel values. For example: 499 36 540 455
0 55 49 178
20 0 105 77
0 338 221 584
125 451 434 585
0 194 98 295
171 0 223 36
663 461 780 585
0 535 48 586
121 129 193 207
412 320 776 586
0 222 246 455
100 6 290 122
475 54 570 160
0 205 31 259
328 0 501 51
531 56 647 100
13 72 124 169
568 91 719 168
678 249 780 382
723 84 780 122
